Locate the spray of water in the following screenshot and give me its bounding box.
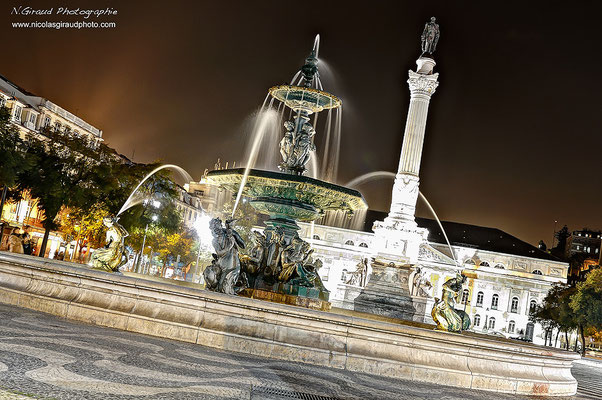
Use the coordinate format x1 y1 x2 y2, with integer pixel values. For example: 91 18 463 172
418 191 460 266
345 171 396 187
118 164 193 216
232 109 280 216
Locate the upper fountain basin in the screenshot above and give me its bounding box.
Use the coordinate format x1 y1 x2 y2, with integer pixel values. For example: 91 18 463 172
206 168 367 221
269 85 342 114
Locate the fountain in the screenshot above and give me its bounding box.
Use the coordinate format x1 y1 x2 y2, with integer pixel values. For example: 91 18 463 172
204 38 367 309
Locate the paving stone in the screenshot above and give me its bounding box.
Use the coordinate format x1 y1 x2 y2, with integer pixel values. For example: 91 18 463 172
0 303 596 400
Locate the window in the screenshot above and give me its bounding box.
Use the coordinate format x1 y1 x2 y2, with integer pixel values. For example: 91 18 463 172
530 299 537 312
511 297 519 313
491 294 499 310
54 122 62 131
28 112 36 124
64 126 72 134
460 289 469 305
345 240 354 246
508 320 515 333
494 264 505 269
13 105 22 121
476 291 484 306
44 116 51 127
532 270 543 275
488 317 496 329
312 235 320 240
359 242 368 248
474 314 481 327
0 97 5 107
73 130 80 137
341 269 348 281
480 261 490 267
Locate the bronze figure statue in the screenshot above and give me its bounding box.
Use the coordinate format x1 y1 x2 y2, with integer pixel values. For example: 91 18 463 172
431 273 471 332
90 217 129 272
421 17 440 56
203 218 245 295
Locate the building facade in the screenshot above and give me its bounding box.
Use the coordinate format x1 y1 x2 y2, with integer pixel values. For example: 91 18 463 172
0 74 104 257
296 212 568 345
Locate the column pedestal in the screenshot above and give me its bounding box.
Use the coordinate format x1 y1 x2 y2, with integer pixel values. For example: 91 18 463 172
354 259 416 320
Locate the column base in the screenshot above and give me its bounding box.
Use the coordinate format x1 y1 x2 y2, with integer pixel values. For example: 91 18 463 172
354 259 416 320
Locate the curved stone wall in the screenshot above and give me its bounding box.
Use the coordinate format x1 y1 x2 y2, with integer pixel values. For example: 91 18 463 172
0 253 579 396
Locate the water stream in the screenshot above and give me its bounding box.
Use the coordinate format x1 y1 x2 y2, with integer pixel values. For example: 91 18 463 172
118 164 193 216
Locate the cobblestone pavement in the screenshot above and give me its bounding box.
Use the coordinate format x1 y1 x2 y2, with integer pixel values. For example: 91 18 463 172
0 303 596 400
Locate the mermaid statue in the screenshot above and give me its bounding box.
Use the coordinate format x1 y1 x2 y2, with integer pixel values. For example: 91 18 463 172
431 273 471 332
90 217 129 272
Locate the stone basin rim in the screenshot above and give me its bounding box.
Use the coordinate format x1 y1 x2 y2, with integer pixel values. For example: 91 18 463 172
0 252 578 362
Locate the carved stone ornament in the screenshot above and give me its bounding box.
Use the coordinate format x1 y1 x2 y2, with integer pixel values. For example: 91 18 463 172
408 71 439 96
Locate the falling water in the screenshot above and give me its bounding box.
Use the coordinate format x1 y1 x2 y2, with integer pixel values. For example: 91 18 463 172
345 171 396 187
321 106 342 182
118 164 193 216
418 191 459 266
232 109 280 216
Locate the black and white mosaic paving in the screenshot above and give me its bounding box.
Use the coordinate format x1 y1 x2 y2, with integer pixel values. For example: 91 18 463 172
0 303 597 400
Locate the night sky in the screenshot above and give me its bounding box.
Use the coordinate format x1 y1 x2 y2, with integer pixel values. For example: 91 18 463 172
2 1 601 247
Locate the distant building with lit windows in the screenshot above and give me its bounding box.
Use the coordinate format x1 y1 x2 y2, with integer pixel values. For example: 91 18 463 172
0 73 103 257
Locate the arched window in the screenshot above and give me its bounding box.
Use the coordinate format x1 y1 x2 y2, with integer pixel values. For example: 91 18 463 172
480 261 490 267
345 240 355 246
494 264 505 269
359 242 368 248
491 294 499 310
476 291 484 307
461 289 469 305
511 297 519 313
474 314 481 327
508 320 515 333
312 235 320 240
464 259 476 265
529 299 537 312
488 317 496 329
341 269 348 281
532 270 543 275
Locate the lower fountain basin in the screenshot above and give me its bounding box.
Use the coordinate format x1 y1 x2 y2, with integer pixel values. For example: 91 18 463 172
0 253 580 397
205 168 367 222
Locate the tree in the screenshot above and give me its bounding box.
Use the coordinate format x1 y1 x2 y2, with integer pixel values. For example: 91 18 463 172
571 268 602 355
530 282 578 349
550 225 570 260
16 128 114 256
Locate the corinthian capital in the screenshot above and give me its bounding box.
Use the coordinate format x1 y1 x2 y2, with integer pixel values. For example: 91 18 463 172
407 70 439 96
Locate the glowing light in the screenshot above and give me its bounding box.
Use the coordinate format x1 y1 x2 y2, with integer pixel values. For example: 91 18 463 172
194 214 213 250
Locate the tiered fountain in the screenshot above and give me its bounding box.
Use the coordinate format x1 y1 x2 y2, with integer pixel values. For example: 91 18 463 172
205 40 367 310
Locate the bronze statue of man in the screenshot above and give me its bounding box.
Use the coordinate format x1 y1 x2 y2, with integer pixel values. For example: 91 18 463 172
421 17 440 56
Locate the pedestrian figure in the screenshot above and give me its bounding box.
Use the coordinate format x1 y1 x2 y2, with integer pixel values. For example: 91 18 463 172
22 225 33 255
8 228 24 254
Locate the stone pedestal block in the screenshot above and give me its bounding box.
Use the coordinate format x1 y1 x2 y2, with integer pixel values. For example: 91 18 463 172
354 259 416 320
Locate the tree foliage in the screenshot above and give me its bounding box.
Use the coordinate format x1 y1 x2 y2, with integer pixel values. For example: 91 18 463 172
571 268 602 330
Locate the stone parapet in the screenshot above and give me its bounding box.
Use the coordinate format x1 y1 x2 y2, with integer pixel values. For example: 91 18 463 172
0 253 579 396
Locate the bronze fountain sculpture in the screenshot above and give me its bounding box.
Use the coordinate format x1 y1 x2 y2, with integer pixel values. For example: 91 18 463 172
431 273 471 332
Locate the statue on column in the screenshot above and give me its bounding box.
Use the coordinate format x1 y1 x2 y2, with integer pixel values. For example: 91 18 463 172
90 217 129 272
411 267 432 297
431 273 470 332
421 17 440 56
